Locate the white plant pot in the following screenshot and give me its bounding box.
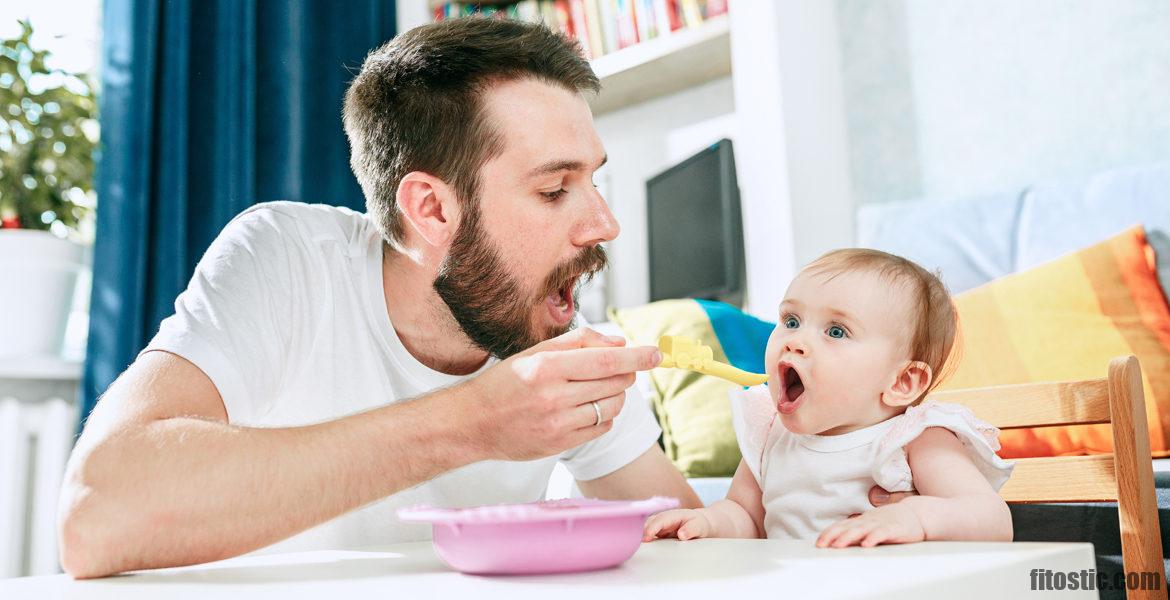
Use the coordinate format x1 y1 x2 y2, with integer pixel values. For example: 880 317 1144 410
0 230 86 359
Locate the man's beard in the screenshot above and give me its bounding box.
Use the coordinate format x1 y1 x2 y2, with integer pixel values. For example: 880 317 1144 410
433 201 608 359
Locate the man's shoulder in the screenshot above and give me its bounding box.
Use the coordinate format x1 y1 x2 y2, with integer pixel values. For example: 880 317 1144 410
238 200 368 233
228 201 379 251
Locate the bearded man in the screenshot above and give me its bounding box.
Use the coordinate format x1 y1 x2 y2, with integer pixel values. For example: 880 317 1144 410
57 17 701 579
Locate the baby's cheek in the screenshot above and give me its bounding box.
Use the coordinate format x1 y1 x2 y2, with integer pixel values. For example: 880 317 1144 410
763 331 782 375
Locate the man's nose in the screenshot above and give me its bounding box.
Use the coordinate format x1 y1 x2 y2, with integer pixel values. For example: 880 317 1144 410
574 189 620 246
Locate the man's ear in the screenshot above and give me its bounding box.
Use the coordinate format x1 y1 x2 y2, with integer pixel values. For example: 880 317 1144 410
881 360 933 408
395 171 460 249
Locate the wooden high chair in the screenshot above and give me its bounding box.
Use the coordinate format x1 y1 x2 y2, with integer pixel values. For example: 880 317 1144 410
929 356 1164 600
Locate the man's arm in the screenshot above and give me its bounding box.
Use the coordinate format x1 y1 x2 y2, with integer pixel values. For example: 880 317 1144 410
59 327 660 579
576 444 702 509
58 350 487 578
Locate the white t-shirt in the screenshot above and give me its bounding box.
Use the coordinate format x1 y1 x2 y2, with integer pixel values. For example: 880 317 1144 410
729 385 1013 539
142 201 661 553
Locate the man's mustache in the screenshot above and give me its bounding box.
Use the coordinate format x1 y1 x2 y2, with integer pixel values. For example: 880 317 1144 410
540 245 608 299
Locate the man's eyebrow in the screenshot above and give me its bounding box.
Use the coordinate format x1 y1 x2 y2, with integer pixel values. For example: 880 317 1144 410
526 155 608 179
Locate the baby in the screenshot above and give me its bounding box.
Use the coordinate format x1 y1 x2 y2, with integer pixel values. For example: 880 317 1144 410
644 249 1014 547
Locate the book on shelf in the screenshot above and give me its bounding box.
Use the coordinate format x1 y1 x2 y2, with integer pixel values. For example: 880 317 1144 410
431 0 727 60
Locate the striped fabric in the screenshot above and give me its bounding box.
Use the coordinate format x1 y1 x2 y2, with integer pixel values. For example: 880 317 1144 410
941 225 1170 458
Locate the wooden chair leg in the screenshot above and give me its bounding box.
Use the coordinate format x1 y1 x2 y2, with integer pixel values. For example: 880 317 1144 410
1108 356 1165 599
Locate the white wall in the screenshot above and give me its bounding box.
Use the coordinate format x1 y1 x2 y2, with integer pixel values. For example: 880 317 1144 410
729 1 854 318
592 76 737 310
838 0 1170 205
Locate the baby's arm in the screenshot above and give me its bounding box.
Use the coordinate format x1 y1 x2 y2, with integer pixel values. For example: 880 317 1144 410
817 427 1012 547
898 427 1013 540
643 458 765 540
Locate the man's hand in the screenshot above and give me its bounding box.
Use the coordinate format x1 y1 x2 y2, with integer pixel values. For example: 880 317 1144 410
868 485 917 507
462 327 661 461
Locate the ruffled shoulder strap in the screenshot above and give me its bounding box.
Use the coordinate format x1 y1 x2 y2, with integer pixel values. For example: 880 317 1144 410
872 400 1015 493
728 385 777 483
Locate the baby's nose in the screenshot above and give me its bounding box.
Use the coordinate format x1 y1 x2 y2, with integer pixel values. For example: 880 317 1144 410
784 339 807 355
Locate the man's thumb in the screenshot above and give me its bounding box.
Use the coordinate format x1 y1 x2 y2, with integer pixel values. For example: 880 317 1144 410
868 485 918 506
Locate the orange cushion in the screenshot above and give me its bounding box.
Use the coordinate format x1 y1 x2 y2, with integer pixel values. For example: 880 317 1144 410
940 225 1170 458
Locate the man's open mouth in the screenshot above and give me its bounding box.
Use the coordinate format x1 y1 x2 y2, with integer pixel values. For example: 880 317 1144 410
545 274 579 325
776 361 806 415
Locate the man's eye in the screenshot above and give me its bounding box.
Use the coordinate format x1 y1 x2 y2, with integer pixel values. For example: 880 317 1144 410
827 325 847 339
783 316 799 329
542 189 569 200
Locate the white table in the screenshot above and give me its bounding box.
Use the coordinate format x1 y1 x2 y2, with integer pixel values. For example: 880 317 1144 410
1 539 1097 599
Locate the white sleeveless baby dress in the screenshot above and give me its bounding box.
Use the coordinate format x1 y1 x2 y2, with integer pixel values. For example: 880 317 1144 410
728 385 1014 539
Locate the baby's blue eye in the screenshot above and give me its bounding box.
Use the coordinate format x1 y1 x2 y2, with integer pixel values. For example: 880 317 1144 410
827 325 847 339
783 316 799 329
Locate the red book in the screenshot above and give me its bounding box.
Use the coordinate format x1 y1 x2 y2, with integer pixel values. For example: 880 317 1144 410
666 0 682 31
568 0 593 58
554 0 575 37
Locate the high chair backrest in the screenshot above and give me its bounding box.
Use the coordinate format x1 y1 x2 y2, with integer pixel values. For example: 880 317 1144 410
928 356 1163 600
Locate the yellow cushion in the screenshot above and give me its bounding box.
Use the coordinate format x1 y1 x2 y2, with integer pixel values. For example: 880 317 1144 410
608 300 746 477
942 225 1170 458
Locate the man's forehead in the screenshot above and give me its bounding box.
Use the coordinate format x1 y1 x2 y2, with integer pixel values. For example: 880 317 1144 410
480 78 605 174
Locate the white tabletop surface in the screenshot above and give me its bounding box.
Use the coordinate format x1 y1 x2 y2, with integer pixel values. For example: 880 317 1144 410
1 539 1097 600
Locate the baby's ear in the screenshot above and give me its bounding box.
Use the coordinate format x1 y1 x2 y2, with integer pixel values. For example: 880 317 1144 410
881 361 933 408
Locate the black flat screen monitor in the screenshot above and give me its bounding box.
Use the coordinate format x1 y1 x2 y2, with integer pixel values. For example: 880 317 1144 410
646 138 745 305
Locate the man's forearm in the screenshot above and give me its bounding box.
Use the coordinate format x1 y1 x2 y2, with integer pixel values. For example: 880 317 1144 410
60 384 481 578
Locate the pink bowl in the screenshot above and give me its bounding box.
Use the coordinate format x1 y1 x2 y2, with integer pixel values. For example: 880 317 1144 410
396 497 679 575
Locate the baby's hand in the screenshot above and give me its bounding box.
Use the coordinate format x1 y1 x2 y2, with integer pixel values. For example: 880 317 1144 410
642 508 713 542
815 503 925 548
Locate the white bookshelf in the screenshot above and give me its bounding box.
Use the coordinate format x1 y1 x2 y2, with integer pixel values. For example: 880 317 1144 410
399 4 730 117
588 16 731 116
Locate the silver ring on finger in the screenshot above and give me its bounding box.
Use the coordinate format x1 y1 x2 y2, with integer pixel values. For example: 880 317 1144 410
591 400 603 427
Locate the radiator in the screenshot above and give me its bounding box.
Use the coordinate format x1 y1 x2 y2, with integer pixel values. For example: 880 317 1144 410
0 395 76 578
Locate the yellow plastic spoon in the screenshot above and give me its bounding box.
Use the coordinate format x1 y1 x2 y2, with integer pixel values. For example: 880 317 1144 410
656 335 769 387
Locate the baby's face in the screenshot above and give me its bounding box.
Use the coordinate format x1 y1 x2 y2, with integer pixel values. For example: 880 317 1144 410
763 268 916 435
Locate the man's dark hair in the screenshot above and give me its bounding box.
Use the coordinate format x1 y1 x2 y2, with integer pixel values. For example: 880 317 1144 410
343 17 600 246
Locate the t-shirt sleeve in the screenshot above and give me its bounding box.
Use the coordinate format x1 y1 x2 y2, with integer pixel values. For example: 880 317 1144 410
728 384 776 484
872 400 1015 493
141 205 302 424
558 322 663 481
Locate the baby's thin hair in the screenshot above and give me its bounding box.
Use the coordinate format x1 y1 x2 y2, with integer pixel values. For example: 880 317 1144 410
803 248 961 403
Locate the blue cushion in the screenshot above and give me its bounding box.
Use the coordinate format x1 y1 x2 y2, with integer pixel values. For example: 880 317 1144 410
696 299 774 374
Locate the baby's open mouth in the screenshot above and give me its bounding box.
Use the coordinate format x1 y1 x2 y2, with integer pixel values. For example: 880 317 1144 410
776 362 806 415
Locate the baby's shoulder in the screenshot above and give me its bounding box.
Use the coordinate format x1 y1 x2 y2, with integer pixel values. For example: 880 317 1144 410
871 400 1014 493
728 385 780 484
878 400 1001 452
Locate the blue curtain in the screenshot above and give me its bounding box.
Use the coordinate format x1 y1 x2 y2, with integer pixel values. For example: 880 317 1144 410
83 0 397 425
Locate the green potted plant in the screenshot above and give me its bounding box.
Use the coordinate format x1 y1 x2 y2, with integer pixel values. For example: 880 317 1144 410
0 20 97 359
